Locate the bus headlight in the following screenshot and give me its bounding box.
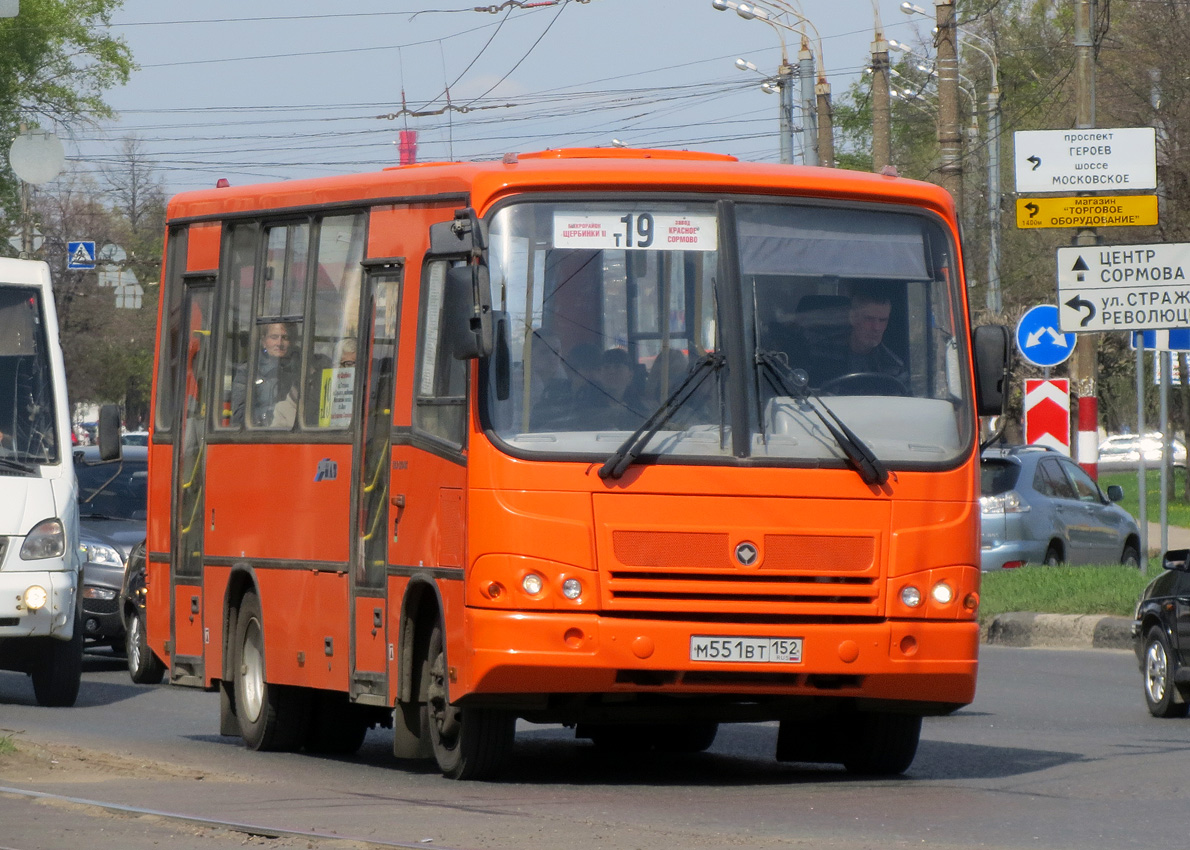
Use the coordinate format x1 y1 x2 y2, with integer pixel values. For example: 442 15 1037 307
24 585 49 610
931 582 955 605
900 585 923 608
561 578 583 600
522 573 544 595
20 518 65 560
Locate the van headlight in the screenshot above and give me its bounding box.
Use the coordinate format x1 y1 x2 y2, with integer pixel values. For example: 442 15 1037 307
20 519 65 560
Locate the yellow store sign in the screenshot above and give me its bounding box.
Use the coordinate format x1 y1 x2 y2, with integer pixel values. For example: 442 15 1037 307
1016 195 1158 229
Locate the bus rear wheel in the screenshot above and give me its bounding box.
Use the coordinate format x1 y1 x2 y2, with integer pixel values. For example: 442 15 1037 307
423 623 514 780
233 591 309 751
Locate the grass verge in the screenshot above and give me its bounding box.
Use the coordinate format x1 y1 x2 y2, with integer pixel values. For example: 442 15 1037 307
1099 468 1190 527
979 564 1155 623
0 734 15 756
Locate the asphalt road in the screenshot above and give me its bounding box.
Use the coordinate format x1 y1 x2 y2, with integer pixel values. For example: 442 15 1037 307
1 644 1187 850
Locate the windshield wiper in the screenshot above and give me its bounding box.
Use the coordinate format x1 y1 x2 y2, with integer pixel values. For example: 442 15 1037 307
756 350 889 486
0 456 36 475
599 352 725 480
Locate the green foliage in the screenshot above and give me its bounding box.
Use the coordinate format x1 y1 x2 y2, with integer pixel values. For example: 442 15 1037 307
0 734 15 755
979 564 1153 622
1100 469 1190 527
0 0 133 240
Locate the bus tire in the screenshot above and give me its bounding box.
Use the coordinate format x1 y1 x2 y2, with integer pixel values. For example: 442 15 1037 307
233 590 309 751
423 623 514 780
125 607 166 685
841 712 921 776
31 606 84 707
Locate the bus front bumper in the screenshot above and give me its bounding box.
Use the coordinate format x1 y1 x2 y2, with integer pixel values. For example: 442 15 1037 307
462 609 978 710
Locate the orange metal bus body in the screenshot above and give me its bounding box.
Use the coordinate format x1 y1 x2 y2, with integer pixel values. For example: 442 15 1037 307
143 150 982 768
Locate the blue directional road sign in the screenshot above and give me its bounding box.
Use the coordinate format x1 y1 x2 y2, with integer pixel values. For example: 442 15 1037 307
1131 329 1190 351
1016 304 1076 368
67 240 96 270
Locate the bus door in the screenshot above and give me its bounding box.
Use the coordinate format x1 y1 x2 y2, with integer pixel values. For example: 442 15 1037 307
349 263 401 705
170 276 214 686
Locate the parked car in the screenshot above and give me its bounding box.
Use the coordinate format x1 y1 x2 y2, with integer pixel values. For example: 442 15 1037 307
1098 433 1187 471
121 430 149 446
76 445 147 649
1133 549 1190 717
980 444 1141 571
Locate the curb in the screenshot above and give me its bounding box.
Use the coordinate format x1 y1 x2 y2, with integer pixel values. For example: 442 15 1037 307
981 612 1134 650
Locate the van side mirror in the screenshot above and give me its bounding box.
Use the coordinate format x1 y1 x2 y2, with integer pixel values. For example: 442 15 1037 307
445 263 493 360
97 403 122 461
972 324 1009 417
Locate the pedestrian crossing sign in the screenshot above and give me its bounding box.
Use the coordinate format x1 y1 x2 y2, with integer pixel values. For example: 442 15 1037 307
67 240 96 270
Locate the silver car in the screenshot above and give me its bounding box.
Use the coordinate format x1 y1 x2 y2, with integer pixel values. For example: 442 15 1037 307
981 444 1141 571
1098 433 1187 471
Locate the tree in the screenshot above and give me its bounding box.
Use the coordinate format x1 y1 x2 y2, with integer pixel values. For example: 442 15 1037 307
33 138 163 423
0 0 133 244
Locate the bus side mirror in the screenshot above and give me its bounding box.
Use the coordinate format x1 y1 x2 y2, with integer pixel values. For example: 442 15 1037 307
97 403 122 461
445 263 493 360
972 324 1009 417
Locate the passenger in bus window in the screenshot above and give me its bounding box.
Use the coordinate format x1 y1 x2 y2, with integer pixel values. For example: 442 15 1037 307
230 322 302 427
526 331 568 429
574 347 645 429
806 284 908 392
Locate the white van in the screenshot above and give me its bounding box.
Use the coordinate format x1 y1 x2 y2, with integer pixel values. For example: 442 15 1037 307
0 258 92 706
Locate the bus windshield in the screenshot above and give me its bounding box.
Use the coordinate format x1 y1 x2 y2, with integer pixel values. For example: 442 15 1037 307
483 198 974 469
0 285 59 467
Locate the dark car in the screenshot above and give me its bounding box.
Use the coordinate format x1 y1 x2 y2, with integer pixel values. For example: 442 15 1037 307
980 444 1141 571
119 539 165 683
76 445 147 648
1133 549 1190 717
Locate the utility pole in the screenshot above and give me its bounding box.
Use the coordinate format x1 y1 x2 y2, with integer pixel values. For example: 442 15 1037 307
986 86 1002 312
779 59 795 165
934 0 962 218
1071 0 1099 478
871 33 892 172
799 40 818 166
817 75 834 167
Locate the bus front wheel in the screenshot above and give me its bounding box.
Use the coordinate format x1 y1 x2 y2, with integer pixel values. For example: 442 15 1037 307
233 591 309 751
840 712 921 776
422 623 514 780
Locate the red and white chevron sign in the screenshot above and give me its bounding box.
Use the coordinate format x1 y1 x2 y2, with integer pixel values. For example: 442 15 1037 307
1024 379 1070 455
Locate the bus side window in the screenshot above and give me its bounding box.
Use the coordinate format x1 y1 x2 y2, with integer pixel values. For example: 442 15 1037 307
304 213 366 430
216 224 257 429
413 259 467 448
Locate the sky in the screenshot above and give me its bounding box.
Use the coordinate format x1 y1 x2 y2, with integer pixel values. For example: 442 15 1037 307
64 0 945 195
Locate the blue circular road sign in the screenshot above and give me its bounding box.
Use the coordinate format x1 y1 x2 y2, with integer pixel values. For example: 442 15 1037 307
1016 304 1076 368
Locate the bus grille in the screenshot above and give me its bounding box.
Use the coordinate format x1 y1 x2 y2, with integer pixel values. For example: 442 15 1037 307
606 530 881 616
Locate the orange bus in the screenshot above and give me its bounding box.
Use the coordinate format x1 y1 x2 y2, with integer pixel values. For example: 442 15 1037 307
142 148 1007 779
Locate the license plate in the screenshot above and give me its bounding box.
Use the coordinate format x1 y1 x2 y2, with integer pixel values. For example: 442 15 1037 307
689 635 803 664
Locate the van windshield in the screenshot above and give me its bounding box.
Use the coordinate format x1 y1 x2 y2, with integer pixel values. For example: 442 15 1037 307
0 285 59 467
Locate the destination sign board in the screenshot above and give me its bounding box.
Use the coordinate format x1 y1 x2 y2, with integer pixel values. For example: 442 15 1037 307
1016 195 1158 229
1056 243 1190 332
1014 127 1157 194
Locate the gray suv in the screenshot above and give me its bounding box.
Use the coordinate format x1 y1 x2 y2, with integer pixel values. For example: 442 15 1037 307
981 444 1141 571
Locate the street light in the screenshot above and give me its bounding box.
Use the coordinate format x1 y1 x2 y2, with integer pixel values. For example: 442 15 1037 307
713 0 796 164
712 0 832 166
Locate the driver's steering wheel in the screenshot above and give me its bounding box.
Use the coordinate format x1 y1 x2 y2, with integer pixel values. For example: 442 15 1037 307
815 371 908 396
